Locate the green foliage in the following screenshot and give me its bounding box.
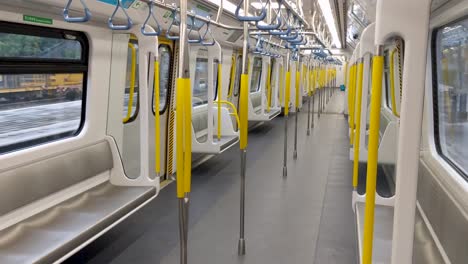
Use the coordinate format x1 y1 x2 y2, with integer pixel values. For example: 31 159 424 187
0 33 80 59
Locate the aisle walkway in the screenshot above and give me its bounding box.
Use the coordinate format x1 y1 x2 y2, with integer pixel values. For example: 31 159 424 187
66 90 356 264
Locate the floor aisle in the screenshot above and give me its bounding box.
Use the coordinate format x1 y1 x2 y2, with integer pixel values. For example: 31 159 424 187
66 90 356 264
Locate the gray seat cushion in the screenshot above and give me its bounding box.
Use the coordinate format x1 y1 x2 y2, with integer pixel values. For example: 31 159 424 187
251 93 262 109
0 182 155 264
0 141 113 216
192 111 208 134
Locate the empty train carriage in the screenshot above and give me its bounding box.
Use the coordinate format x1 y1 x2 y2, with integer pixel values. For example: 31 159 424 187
0 0 466 263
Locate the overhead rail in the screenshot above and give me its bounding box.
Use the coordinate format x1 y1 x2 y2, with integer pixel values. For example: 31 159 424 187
62 0 322 49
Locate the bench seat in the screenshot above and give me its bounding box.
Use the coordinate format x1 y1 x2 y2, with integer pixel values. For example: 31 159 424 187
0 182 155 264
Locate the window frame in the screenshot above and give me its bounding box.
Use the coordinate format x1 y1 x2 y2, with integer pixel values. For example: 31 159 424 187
152 43 174 115
0 22 88 154
233 54 242 96
431 15 468 181
250 56 263 93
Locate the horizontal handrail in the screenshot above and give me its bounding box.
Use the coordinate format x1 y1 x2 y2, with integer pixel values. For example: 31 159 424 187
215 100 241 128
235 0 267 22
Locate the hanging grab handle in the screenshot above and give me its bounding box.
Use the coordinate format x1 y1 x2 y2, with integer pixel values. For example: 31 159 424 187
256 0 282 30
108 0 133 30
235 0 267 22
269 9 291 35
188 15 203 44
252 37 264 54
201 17 216 46
141 1 161 36
166 7 180 40
63 0 91 23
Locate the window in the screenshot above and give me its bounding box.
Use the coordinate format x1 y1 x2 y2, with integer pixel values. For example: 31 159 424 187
192 49 218 106
267 59 276 102
433 17 468 178
153 44 172 114
123 38 139 123
233 55 242 96
250 57 263 93
213 59 219 100
384 49 392 109
0 22 87 154
228 56 236 96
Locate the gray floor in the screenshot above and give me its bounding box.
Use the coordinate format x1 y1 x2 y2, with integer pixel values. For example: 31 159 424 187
66 90 357 264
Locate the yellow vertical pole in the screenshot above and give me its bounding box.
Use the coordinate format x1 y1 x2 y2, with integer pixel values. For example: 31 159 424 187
155 61 161 175
176 78 185 199
349 65 356 145
267 63 272 112
362 55 384 264
352 62 364 189
217 63 222 140
389 49 400 117
183 78 192 194
228 56 236 98
285 71 291 116
240 74 249 150
295 70 300 109
123 43 137 123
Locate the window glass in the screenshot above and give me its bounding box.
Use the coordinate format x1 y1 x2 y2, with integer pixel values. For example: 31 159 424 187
0 32 82 60
0 23 87 154
153 44 172 114
123 40 139 122
213 59 219 100
228 56 236 96
383 49 392 109
250 57 262 93
434 18 468 176
234 55 242 96
192 50 218 106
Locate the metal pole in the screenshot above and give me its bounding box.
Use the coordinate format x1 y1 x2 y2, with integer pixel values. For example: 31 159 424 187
238 0 250 255
283 52 290 177
293 51 301 160
176 0 190 262
307 94 311 136
306 58 311 136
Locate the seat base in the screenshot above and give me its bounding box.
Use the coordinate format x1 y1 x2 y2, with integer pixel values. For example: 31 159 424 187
249 108 281 122
0 182 155 264
193 135 239 154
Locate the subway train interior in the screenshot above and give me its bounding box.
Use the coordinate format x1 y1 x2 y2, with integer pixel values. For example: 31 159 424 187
0 0 466 263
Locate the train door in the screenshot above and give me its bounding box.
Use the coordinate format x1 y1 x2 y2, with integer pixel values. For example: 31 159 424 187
153 38 174 182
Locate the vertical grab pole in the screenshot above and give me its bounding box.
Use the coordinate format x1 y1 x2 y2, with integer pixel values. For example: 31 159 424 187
283 52 291 177
238 0 249 255
352 60 364 191
175 1 191 263
306 58 311 136
217 63 222 141
154 54 161 178
362 48 384 264
311 63 315 128
293 50 300 160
